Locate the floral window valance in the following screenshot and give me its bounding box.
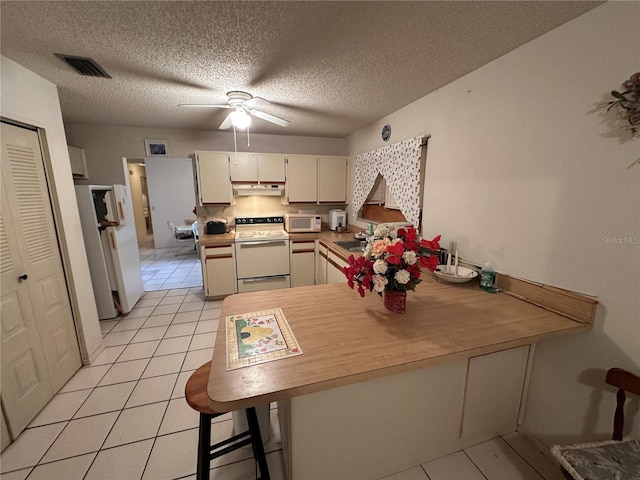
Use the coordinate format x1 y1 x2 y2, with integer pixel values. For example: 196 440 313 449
352 136 426 228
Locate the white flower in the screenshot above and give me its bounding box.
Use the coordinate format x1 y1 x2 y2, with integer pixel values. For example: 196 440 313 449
373 259 388 274
394 269 411 284
373 224 389 238
402 250 417 265
372 275 388 293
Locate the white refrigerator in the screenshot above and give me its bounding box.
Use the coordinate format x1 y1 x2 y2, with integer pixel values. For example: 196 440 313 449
75 184 144 319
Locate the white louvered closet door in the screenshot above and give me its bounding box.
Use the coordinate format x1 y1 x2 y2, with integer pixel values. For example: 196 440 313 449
0 122 81 439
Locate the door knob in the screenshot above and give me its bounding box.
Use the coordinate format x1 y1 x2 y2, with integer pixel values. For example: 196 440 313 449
18 274 28 281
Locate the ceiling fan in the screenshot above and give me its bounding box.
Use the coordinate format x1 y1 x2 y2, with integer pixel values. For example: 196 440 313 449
179 91 290 130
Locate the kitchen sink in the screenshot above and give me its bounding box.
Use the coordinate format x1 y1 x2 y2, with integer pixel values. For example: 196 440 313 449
334 240 367 252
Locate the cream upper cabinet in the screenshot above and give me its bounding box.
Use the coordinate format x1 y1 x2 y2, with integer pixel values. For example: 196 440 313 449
318 156 348 204
68 145 88 179
229 153 285 184
257 154 285 183
229 153 257 182
286 155 317 203
196 151 232 205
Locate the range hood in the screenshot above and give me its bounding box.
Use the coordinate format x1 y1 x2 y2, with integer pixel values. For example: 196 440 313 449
233 184 285 196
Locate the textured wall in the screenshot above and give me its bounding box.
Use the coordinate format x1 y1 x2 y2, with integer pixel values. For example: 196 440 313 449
347 2 639 446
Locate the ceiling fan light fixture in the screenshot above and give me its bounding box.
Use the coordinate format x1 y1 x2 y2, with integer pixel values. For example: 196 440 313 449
230 109 251 129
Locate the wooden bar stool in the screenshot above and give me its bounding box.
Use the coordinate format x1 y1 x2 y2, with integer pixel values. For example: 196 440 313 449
185 361 270 480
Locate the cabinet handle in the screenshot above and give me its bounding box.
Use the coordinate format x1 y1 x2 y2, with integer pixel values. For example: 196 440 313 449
18 274 28 281
239 240 287 247
242 275 288 283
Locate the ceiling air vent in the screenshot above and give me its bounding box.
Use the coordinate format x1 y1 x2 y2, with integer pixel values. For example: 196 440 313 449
54 54 111 78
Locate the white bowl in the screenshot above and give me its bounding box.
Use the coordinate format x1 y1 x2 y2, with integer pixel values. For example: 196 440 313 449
434 265 478 284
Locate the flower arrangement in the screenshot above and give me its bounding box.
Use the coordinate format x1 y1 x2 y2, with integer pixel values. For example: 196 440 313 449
601 72 640 135
342 224 441 298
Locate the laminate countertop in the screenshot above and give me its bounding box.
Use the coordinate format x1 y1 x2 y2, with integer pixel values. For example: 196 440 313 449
207 278 592 411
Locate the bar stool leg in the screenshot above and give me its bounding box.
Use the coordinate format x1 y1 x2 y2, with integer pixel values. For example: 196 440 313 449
197 412 212 480
246 407 270 480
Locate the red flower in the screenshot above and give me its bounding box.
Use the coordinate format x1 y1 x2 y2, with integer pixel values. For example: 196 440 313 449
342 225 441 295
420 235 441 251
386 241 405 265
419 254 439 272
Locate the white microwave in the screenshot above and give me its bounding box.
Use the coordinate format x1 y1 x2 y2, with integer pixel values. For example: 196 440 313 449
284 213 321 233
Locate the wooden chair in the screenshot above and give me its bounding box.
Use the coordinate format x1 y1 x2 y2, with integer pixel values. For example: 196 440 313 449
551 368 640 480
185 361 270 480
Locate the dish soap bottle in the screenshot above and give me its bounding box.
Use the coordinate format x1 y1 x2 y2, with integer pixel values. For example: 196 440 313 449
366 222 374 241
480 263 495 291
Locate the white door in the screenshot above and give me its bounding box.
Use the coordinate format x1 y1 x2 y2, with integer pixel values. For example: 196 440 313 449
145 157 197 248
0 122 81 438
104 225 144 313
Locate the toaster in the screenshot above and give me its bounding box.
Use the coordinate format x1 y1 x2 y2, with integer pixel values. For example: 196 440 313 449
205 220 226 234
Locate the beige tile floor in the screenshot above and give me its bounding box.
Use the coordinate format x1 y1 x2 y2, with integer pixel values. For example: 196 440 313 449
138 233 202 292
1 240 565 480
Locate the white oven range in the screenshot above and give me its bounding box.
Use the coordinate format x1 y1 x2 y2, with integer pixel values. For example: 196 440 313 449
234 216 291 293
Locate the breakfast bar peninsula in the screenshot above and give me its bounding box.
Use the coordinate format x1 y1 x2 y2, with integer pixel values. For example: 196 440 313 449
208 279 595 479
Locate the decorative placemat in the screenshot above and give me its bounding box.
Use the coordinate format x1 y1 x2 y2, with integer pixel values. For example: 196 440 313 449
226 308 303 371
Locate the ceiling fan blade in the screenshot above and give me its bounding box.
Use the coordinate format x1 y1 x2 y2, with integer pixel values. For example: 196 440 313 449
219 112 234 130
250 109 290 127
242 97 270 108
178 104 232 108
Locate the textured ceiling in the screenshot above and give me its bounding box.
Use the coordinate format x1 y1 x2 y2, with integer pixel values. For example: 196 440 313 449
1 1 602 138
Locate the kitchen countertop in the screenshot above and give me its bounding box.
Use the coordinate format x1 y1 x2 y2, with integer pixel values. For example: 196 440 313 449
207 278 592 411
199 230 236 246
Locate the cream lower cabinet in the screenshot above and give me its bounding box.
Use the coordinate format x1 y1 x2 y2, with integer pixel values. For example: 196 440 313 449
315 242 328 285
461 345 530 441
290 240 315 288
201 244 236 298
278 345 532 480
326 250 348 284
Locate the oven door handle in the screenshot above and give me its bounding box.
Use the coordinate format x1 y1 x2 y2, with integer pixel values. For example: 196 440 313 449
241 275 289 283
238 240 288 247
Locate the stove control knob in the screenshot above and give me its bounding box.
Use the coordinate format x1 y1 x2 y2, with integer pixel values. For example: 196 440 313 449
266 218 272 222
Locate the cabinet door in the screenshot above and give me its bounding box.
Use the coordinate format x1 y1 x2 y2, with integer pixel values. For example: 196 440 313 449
317 156 347 204
196 151 232 204
203 244 236 298
326 251 348 284
286 155 317 203
291 240 315 287
461 345 529 439
257 154 285 183
316 242 328 285
68 146 88 179
230 153 258 183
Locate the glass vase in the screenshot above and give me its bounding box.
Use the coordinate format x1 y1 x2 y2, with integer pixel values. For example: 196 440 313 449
383 289 406 314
